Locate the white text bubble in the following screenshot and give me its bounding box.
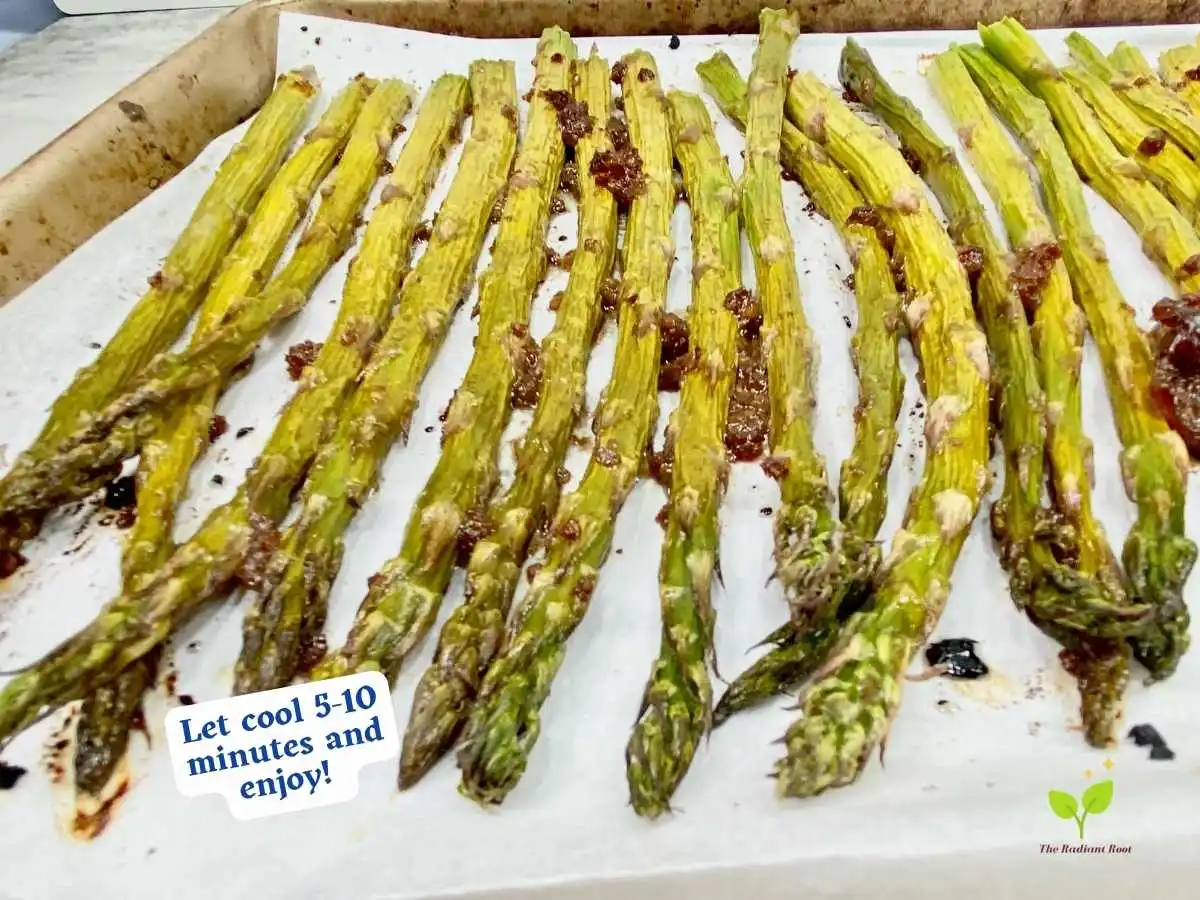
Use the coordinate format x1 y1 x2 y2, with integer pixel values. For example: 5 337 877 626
164 672 398 820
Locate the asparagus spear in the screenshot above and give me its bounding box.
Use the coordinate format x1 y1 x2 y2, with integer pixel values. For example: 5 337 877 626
891 45 1143 746
748 14 843 632
235 57 529 694
697 51 903 723
312 32 574 686
775 72 990 796
1111 42 1157 78
0 69 317 565
0 78 415 520
979 20 1200 294
1067 34 1200 162
622 89 742 818
399 50 616 786
71 79 374 807
456 50 674 806
0 71 444 744
959 42 1195 681
1160 45 1200 119
1059 63 1200 225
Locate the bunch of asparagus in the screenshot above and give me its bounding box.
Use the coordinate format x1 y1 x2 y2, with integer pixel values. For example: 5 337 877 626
3 15 1199 822
457 49 675 806
0 77 414 525
234 55 523 695
838 41 1149 747
696 49 904 723
0 70 318 567
980 22 1200 295
776 71 991 796
970 22 1196 681
72 76 377 817
0 74 450 742
401 49 618 786
309 30 573 691
1067 33 1200 162
1161 44 1200 117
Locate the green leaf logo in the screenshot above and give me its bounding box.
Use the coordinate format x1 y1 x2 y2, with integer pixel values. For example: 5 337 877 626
1082 780 1113 815
1047 780 1113 839
1048 790 1078 819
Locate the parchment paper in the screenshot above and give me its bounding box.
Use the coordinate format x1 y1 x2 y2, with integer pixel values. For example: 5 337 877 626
0 13 1197 899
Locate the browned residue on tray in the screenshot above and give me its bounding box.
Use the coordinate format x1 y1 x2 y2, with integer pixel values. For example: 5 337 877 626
657 312 693 392
542 89 593 147
1150 294 1200 458
72 770 132 841
208 414 228 443
723 288 769 462
559 161 580 198
457 505 494 561
1010 242 1062 314
284 339 322 381
509 322 542 410
590 117 645 205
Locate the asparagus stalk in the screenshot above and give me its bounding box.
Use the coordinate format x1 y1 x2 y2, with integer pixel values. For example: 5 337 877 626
775 72 990 796
312 32 574 686
744 14 842 634
0 70 317 565
234 59 526 694
621 89 741 817
456 50 674 806
71 79 374 807
697 51 903 723
1059 63 1200 225
0 72 441 744
845 40 1141 635
979 20 1200 294
399 51 616 786
920 46 1146 745
959 42 1195 681
1160 45 1200 119
0 78 415 520
1110 42 1156 79
1067 34 1200 161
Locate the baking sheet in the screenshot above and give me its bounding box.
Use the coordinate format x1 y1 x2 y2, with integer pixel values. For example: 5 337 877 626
0 13 1198 899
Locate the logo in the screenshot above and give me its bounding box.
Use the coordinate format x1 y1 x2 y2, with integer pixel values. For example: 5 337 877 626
1047 778 1112 839
1039 759 1131 855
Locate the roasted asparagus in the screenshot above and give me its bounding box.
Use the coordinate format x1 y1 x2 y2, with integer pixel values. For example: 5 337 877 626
697 50 903 723
456 50 674 806
959 41 1195 681
400 49 617 786
235 53 533 694
0 73 436 743
311 33 574 685
868 42 1143 746
623 89 741 817
1059 63 1200 225
71 78 375 814
1067 33 1200 162
0 79 414 520
0 69 318 565
1160 45 1200 119
981 20 1200 294
775 72 990 796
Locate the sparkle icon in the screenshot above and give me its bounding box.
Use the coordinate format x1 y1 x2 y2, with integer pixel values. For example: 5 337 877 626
1083 768 1093 780
1103 758 1115 771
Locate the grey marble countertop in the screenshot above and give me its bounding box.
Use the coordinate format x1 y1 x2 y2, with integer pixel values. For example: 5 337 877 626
0 8 229 176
